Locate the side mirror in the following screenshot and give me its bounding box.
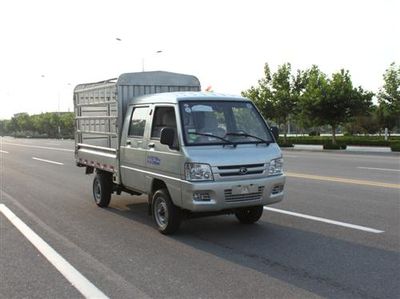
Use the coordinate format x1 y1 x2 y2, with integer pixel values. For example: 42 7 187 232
160 127 176 148
270 126 279 141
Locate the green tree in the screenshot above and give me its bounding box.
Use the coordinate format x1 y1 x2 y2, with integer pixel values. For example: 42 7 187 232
242 63 304 142
345 105 380 135
3 112 74 138
0 120 10 136
270 63 301 142
13 113 32 132
301 68 372 144
30 114 43 134
376 102 397 133
41 113 60 137
8 117 19 136
59 112 74 137
378 62 400 130
242 63 274 120
300 65 329 132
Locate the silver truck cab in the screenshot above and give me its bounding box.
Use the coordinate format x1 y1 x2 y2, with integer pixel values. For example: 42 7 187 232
119 92 285 233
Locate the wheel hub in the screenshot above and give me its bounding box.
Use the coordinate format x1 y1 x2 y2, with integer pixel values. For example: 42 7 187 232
94 179 101 203
154 197 168 229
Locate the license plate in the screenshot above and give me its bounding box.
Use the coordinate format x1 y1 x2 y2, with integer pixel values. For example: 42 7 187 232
232 184 258 195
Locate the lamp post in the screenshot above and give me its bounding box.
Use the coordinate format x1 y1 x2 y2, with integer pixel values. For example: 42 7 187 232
41 75 72 139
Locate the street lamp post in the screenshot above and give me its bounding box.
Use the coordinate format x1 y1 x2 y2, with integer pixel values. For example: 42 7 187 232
41 75 71 139
57 92 61 139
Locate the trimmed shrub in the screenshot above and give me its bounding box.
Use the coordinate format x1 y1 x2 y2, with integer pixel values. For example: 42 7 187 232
279 143 294 148
285 136 399 147
308 131 320 136
323 143 341 150
390 143 400 152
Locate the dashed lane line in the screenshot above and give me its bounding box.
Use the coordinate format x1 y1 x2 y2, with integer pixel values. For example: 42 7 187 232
357 166 400 172
2 142 73 152
264 207 384 234
0 150 9 154
32 157 64 165
0 203 109 299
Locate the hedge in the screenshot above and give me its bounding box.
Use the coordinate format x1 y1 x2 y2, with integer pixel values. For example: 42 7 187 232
323 143 341 150
278 143 294 148
279 136 400 147
277 136 400 152
390 143 400 152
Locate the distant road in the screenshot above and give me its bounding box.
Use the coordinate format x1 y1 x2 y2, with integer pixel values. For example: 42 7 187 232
1 137 399 298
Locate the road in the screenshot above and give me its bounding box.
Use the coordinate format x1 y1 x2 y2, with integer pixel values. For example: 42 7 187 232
1 137 399 299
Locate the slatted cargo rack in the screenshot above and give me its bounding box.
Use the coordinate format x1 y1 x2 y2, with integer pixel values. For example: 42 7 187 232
73 71 201 179
74 79 118 149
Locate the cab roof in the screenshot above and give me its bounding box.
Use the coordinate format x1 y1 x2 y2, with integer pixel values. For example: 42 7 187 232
129 91 249 105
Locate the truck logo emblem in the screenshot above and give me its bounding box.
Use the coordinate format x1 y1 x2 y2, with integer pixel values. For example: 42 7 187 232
241 186 250 194
239 167 248 175
147 156 161 166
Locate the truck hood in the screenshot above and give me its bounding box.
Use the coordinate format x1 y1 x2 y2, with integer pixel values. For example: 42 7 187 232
182 143 282 167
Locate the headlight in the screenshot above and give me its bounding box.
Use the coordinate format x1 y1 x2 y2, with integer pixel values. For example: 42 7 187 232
268 158 283 176
185 163 214 181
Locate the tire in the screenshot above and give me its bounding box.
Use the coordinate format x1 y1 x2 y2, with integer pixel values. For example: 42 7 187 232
92 171 112 208
235 206 263 224
152 189 182 234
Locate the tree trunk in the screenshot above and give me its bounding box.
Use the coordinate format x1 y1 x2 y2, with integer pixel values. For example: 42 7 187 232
283 121 288 143
331 124 337 145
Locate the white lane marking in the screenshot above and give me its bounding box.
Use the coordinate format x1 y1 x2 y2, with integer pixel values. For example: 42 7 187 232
2 142 73 152
0 204 109 299
357 166 400 172
1 190 150 298
264 207 384 234
32 157 64 165
0 150 9 154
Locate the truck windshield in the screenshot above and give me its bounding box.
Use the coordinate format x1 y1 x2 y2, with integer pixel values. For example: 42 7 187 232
179 101 273 146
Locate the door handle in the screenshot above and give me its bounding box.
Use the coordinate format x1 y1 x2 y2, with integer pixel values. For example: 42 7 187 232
148 143 155 148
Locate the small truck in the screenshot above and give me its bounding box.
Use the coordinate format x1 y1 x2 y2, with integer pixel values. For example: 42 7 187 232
74 71 285 234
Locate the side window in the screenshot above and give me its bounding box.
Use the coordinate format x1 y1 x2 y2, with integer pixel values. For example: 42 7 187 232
151 107 176 138
128 107 148 137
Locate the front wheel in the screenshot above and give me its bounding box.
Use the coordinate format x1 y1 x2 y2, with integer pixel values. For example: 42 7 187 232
235 206 263 224
93 171 112 208
152 189 182 234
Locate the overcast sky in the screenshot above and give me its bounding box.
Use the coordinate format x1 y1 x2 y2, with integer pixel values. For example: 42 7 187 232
0 0 398 119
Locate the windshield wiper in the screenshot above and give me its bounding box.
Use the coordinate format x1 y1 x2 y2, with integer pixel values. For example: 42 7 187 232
225 132 271 145
188 132 236 147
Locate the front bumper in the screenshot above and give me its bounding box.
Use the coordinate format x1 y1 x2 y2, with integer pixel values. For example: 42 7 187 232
181 174 285 212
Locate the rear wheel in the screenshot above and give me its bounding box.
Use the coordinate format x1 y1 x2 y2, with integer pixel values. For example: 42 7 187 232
235 206 263 224
152 189 181 234
93 171 112 208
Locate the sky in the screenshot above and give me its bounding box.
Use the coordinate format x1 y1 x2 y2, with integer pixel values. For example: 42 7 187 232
0 0 398 119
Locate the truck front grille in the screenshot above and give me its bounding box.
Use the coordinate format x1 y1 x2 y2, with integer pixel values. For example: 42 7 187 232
217 163 265 177
224 186 264 202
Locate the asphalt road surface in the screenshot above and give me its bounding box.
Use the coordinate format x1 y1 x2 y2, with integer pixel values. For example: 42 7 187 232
1 137 399 299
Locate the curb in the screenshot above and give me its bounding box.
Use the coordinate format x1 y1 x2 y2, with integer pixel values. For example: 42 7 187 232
282 145 400 156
